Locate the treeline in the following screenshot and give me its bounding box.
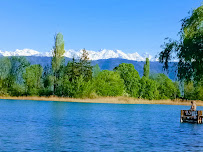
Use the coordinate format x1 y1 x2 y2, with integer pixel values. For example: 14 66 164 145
0 33 202 100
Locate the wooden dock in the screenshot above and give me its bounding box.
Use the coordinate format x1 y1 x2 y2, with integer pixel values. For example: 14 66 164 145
181 110 203 124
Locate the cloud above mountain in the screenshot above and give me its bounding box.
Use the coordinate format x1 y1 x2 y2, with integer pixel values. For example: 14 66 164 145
0 49 158 61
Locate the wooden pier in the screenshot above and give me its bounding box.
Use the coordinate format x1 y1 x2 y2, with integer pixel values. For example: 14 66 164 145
180 110 203 124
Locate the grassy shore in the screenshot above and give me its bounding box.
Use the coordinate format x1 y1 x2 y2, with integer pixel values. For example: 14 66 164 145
0 96 203 106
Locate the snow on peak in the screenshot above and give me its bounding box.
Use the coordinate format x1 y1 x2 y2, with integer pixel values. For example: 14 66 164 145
0 49 41 56
0 48 157 61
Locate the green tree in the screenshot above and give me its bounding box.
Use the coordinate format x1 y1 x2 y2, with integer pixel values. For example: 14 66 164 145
7 57 30 96
41 66 54 96
139 76 159 100
0 57 11 80
184 81 195 100
143 58 150 78
152 74 180 99
78 49 92 81
9 56 30 84
114 63 140 97
65 57 80 82
92 64 101 78
0 57 11 95
65 49 92 82
184 81 203 101
159 5 203 82
95 70 124 96
23 64 43 95
52 33 65 94
195 83 203 101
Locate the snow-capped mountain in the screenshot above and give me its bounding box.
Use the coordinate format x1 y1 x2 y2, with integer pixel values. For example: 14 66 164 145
0 49 158 61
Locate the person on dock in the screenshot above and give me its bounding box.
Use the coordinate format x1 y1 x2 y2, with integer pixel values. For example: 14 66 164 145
190 101 196 111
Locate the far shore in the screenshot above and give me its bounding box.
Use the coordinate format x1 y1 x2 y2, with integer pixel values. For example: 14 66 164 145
0 96 203 106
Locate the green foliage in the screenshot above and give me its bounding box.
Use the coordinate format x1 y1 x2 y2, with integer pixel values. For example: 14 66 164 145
196 85 203 101
184 82 195 100
173 81 181 98
92 64 101 78
139 77 159 100
52 33 65 94
0 57 11 80
94 70 124 96
52 33 65 73
114 63 140 97
9 56 30 84
152 73 180 99
65 49 93 82
8 83 25 96
55 75 95 98
184 81 203 101
159 5 203 82
0 57 30 96
23 64 43 95
78 49 93 81
0 57 11 95
143 58 150 78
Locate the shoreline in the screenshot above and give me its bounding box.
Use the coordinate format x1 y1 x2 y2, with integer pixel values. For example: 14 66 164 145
0 96 203 106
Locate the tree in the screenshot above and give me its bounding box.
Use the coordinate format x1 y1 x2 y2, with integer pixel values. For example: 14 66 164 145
95 70 124 96
41 66 54 96
184 81 203 101
78 49 92 81
52 33 65 94
114 63 140 97
143 58 150 78
92 64 101 78
9 56 30 84
159 6 203 82
65 49 92 82
151 73 180 99
8 57 30 96
23 64 43 95
65 57 80 82
139 77 159 100
0 57 11 95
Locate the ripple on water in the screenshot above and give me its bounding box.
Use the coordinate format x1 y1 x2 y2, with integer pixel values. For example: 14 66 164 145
0 100 203 151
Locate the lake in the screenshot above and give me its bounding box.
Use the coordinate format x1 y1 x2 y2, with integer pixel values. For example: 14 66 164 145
0 99 203 151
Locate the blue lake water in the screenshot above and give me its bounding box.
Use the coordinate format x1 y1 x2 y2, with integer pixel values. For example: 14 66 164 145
0 99 203 151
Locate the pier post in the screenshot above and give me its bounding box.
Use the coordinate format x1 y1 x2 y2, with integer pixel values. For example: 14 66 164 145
180 110 184 123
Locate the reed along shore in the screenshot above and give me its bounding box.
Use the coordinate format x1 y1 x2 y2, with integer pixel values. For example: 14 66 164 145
1 96 203 106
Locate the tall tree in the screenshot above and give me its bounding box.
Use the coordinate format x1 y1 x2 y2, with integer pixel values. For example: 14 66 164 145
159 5 203 82
65 57 79 82
51 33 65 94
79 49 92 81
143 58 150 78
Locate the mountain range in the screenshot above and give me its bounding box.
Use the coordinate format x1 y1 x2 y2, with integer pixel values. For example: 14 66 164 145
25 56 177 81
0 49 157 61
0 48 177 80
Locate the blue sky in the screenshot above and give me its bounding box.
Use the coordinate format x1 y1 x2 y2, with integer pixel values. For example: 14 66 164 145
0 0 202 56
